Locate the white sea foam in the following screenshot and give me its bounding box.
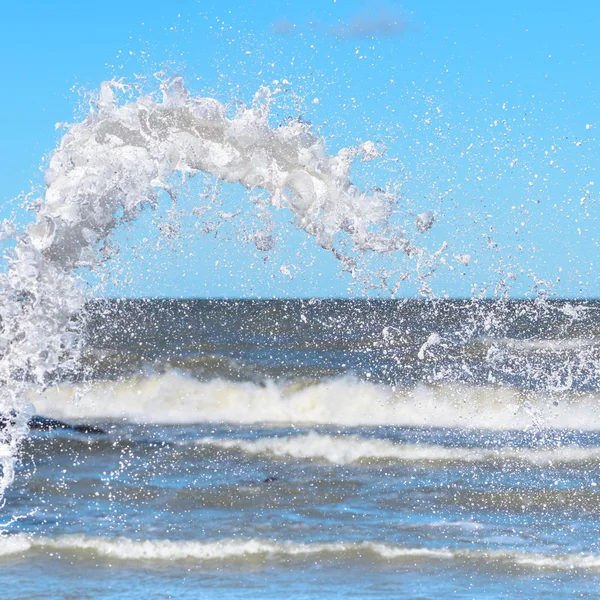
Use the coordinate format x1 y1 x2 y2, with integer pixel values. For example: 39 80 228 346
0 534 458 562
512 553 600 569
37 536 453 561
0 78 415 495
195 431 600 466
31 373 600 429
3 534 600 570
0 534 31 556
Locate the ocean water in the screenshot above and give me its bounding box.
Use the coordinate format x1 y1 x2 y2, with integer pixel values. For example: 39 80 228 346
1 77 599 598
3 299 600 598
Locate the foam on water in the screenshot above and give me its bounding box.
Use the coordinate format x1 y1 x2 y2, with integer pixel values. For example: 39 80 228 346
0 78 416 496
0 534 454 562
37 536 453 561
3 534 600 570
0 534 31 557
195 431 600 465
31 372 600 429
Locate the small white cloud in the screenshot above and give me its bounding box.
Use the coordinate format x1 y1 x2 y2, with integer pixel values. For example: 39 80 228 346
272 18 297 36
272 7 409 41
328 8 408 40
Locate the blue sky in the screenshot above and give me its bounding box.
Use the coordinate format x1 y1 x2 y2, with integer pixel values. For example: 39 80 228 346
1 0 599 298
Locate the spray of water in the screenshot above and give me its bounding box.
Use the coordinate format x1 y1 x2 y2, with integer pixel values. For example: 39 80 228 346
0 77 425 498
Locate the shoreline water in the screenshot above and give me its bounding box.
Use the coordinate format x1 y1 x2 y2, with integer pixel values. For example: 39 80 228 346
4 418 600 599
3 297 600 598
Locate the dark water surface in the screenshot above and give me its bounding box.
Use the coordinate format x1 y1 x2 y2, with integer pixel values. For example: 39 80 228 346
81 298 600 390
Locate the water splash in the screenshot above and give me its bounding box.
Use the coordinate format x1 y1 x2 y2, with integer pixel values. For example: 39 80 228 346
0 77 420 497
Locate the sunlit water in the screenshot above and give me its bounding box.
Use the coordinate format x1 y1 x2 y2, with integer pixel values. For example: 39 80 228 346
3 300 600 598
0 73 598 599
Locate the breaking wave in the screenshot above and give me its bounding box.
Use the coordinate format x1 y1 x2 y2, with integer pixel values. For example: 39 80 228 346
3 534 600 570
194 431 600 466
31 372 600 429
0 77 418 496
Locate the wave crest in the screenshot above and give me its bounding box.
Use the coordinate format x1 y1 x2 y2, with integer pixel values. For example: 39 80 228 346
32 372 600 429
4 534 600 570
195 431 600 465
